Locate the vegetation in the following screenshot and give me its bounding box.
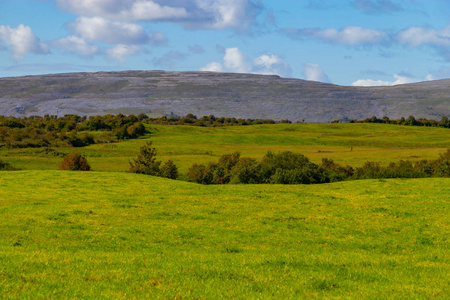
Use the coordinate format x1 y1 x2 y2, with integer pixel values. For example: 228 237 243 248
187 149 450 184
0 114 449 298
0 114 147 148
1 121 449 173
1 113 446 151
355 115 450 128
0 171 448 298
0 158 15 171
59 152 91 171
129 141 178 179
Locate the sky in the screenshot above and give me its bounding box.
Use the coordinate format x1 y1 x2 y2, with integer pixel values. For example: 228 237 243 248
1 0 450 86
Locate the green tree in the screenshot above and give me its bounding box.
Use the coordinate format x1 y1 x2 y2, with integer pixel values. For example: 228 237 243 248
129 141 161 175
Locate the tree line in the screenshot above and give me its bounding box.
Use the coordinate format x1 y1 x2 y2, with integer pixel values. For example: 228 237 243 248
0 114 147 148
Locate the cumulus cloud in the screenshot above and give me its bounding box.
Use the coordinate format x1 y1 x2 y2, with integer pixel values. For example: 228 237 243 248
56 0 261 31
200 62 223 72
397 25 450 48
106 44 140 62
201 47 292 77
0 24 48 60
303 63 330 82
351 0 402 14
253 54 292 77
288 26 384 45
223 47 252 73
70 17 166 45
51 36 99 56
351 74 419 86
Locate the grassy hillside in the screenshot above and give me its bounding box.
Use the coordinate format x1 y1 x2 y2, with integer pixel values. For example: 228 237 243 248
0 171 448 298
2 123 449 174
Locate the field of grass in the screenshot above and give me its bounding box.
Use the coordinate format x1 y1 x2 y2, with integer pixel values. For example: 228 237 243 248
1 123 449 298
0 171 449 298
1 123 449 174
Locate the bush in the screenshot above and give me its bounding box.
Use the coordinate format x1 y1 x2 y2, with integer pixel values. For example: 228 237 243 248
187 163 214 184
160 160 179 179
0 159 15 171
59 152 91 171
229 157 261 184
433 149 450 177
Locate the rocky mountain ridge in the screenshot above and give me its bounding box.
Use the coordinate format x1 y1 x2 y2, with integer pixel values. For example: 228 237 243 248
0 70 449 122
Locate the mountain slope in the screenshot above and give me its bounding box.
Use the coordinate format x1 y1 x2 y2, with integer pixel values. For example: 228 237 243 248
0 70 449 122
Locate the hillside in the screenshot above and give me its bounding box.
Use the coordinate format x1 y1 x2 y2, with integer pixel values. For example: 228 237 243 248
1 70 449 122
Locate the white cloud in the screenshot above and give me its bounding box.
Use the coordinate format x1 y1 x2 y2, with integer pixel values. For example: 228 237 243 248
303 63 330 82
287 26 384 45
200 62 223 72
351 74 419 86
189 0 260 30
201 48 292 77
397 25 450 48
106 44 140 62
253 54 292 77
223 47 252 73
56 0 187 21
56 0 261 31
70 17 166 45
51 36 98 56
0 24 48 60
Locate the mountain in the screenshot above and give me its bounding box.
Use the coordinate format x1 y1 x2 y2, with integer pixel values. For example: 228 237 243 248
0 70 449 122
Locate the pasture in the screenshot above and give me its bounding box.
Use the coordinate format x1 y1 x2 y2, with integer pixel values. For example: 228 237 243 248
0 122 449 298
0 171 449 298
1 123 449 174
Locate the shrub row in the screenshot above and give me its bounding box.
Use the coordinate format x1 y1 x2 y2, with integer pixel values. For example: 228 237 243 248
339 115 450 128
188 149 450 184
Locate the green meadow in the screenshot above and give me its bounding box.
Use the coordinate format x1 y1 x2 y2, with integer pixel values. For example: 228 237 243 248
0 123 449 298
1 123 449 173
1 172 449 298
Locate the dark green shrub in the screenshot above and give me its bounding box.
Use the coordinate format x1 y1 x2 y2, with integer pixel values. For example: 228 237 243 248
229 157 261 184
354 161 384 179
321 158 354 182
0 159 15 171
433 149 450 177
187 163 213 184
160 160 179 179
59 152 91 171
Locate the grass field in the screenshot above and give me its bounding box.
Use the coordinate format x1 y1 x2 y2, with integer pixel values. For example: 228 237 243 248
0 171 449 298
1 123 449 174
0 123 449 298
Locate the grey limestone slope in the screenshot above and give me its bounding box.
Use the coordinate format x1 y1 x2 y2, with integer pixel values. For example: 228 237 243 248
0 70 449 122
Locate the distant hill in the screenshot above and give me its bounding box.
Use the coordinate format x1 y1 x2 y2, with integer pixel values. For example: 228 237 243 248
0 70 449 122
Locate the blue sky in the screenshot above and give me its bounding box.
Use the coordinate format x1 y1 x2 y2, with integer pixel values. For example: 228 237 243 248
1 0 450 86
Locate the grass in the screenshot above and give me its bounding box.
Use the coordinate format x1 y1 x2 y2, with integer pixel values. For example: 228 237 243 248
1 123 449 173
0 171 449 298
